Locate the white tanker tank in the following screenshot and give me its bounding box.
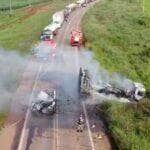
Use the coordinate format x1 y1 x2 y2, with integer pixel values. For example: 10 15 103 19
52 11 64 28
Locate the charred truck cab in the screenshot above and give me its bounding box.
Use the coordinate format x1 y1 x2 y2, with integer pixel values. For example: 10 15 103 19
78 67 91 96
97 82 145 101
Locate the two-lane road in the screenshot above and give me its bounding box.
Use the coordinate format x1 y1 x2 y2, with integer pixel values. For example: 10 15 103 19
1 1 113 150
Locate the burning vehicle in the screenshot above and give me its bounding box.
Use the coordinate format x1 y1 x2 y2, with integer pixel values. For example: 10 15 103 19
31 90 56 115
95 82 145 101
78 67 91 96
70 29 83 47
78 68 145 101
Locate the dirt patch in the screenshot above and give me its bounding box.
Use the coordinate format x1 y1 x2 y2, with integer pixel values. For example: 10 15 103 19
24 4 51 15
0 119 24 150
18 5 51 23
0 4 51 30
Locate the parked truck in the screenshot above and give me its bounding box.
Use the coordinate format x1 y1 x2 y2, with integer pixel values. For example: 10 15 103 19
65 3 77 13
52 11 64 28
41 23 59 41
76 0 87 7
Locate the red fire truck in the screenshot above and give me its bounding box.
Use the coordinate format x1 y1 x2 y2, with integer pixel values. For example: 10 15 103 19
70 29 83 47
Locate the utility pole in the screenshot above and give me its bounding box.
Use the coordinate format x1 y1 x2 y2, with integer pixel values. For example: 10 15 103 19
143 0 145 14
9 0 12 16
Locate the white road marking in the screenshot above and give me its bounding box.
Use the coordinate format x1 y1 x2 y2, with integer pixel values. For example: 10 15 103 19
53 11 80 150
75 47 79 71
73 7 95 150
53 114 56 150
82 101 95 150
62 11 79 43
56 113 59 150
52 4 98 150
17 65 42 150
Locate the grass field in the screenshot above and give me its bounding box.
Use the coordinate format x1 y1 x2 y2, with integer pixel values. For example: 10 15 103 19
82 0 150 149
82 0 150 90
0 113 7 131
0 0 74 54
144 0 150 15
0 0 50 10
97 100 150 150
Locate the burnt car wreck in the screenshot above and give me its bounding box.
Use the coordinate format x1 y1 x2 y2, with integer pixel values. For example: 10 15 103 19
31 90 56 115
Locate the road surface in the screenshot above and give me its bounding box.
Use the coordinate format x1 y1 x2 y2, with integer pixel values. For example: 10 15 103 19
0 1 113 150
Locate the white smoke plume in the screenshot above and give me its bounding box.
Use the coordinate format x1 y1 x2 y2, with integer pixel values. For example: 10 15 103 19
33 43 135 96
0 49 28 111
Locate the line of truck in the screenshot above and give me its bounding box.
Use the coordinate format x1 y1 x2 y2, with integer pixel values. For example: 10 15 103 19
40 0 95 41
39 0 146 102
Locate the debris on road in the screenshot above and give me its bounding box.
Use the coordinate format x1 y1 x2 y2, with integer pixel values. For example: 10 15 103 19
91 124 95 128
76 114 85 132
97 133 103 139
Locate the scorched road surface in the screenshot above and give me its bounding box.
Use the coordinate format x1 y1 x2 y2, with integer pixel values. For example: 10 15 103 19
0 1 112 150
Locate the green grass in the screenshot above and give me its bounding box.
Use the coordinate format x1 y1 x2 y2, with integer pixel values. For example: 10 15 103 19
82 0 150 149
0 113 7 130
144 0 150 16
0 0 74 54
97 100 150 150
0 0 50 10
82 0 150 90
